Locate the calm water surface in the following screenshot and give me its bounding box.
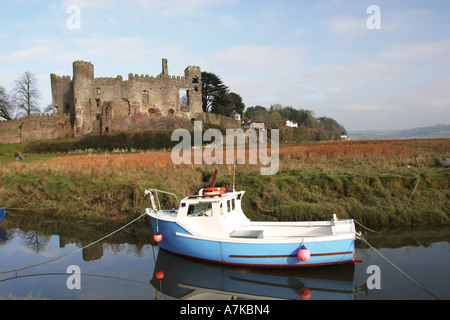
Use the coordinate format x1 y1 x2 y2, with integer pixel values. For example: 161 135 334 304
0 213 448 300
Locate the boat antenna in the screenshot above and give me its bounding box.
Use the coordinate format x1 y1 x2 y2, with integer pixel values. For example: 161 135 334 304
211 166 218 188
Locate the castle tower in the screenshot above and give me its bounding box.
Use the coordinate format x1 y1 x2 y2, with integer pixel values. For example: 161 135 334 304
73 61 94 137
184 65 203 121
50 74 74 125
162 58 169 76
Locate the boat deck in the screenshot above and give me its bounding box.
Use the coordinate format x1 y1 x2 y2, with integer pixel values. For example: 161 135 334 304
149 209 354 241
230 225 333 240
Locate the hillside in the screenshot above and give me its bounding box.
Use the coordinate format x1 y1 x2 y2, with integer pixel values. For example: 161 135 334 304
349 124 450 140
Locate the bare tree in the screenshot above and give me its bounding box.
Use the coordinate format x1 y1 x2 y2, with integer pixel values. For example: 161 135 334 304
0 85 14 120
12 71 41 117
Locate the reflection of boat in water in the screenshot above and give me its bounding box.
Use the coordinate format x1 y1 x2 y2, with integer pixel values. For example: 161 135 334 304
0 227 7 242
150 249 355 300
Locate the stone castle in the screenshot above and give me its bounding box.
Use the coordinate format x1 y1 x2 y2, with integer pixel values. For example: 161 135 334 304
0 59 238 144
51 58 203 137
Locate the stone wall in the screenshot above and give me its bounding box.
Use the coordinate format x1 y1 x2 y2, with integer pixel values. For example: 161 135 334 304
203 112 241 129
0 114 72 144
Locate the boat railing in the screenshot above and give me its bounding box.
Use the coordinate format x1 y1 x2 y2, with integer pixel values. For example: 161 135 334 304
145 188 180 212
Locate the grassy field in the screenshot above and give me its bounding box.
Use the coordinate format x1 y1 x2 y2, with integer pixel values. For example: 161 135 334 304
0 138 448 227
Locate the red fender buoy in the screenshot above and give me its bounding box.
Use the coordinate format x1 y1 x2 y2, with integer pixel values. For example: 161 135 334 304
297 244 311 262
299 287 312 300
153 233 163 243
155 271 165 280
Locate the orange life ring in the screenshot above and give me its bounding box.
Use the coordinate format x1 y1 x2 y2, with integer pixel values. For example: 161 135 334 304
205 187 226 194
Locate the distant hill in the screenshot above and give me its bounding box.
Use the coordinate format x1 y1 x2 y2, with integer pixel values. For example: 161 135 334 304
349 124 450 140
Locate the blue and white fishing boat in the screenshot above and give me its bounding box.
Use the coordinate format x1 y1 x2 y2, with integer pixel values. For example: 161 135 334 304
146 174 355 268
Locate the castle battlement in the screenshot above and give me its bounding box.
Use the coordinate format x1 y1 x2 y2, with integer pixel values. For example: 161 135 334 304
51 74 72 81
73 60 94 67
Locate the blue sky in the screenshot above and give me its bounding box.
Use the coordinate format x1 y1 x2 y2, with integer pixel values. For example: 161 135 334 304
0 0 449 131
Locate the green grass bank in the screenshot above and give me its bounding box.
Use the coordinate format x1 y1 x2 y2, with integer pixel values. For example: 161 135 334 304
0 139 448 228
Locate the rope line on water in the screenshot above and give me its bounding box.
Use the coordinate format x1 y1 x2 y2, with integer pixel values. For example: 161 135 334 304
0 212 148 275
356 232 439 300
0 271 153 287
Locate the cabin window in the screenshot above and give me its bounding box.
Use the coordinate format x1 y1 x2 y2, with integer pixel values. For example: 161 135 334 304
187 202 213 217
232 198 235 211
227 200 231 213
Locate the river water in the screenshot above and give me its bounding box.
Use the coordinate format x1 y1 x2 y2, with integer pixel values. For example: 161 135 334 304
0 213 448 300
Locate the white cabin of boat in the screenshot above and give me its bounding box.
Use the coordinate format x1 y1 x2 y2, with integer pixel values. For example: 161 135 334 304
147 188 355 241
176 189 251 238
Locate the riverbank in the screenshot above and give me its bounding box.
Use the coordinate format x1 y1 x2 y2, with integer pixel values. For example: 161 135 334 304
0 139 448 227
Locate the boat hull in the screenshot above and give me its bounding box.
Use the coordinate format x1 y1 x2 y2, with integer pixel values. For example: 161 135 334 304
150 217 355 267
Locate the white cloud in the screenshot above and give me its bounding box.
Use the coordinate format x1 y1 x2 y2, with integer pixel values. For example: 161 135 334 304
327 16 368 38
206 39 450 129
132 0 234 17
377 39 450 64
52 36 153 64
6 46 52 62
218 14 242 30
299 39 450 129
62 0 114 10
207 45 309 106
210 45 306 76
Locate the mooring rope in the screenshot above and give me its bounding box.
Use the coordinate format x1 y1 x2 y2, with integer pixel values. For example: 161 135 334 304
0 271 153 288
0 212 148 274
356 232 439 300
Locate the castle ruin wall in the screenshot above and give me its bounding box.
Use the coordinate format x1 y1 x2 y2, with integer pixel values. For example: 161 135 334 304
52 59 203 137
0 59 204 144
0 114 72 144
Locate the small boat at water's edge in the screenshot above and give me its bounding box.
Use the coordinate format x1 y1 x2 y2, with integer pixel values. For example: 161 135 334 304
146 185 355 268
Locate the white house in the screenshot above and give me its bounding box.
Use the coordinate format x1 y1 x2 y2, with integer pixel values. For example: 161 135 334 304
285 120 298 128
230 110 241 121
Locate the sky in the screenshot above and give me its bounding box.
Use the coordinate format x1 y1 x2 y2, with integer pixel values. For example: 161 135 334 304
0 0 449 131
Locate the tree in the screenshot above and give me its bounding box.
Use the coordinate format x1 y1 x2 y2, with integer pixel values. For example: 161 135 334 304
12 71 41 117
0 85 14 120
266 111 284 129
211 92 245 117
318 116 347 139
244 105 269 122
201 72 229 113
